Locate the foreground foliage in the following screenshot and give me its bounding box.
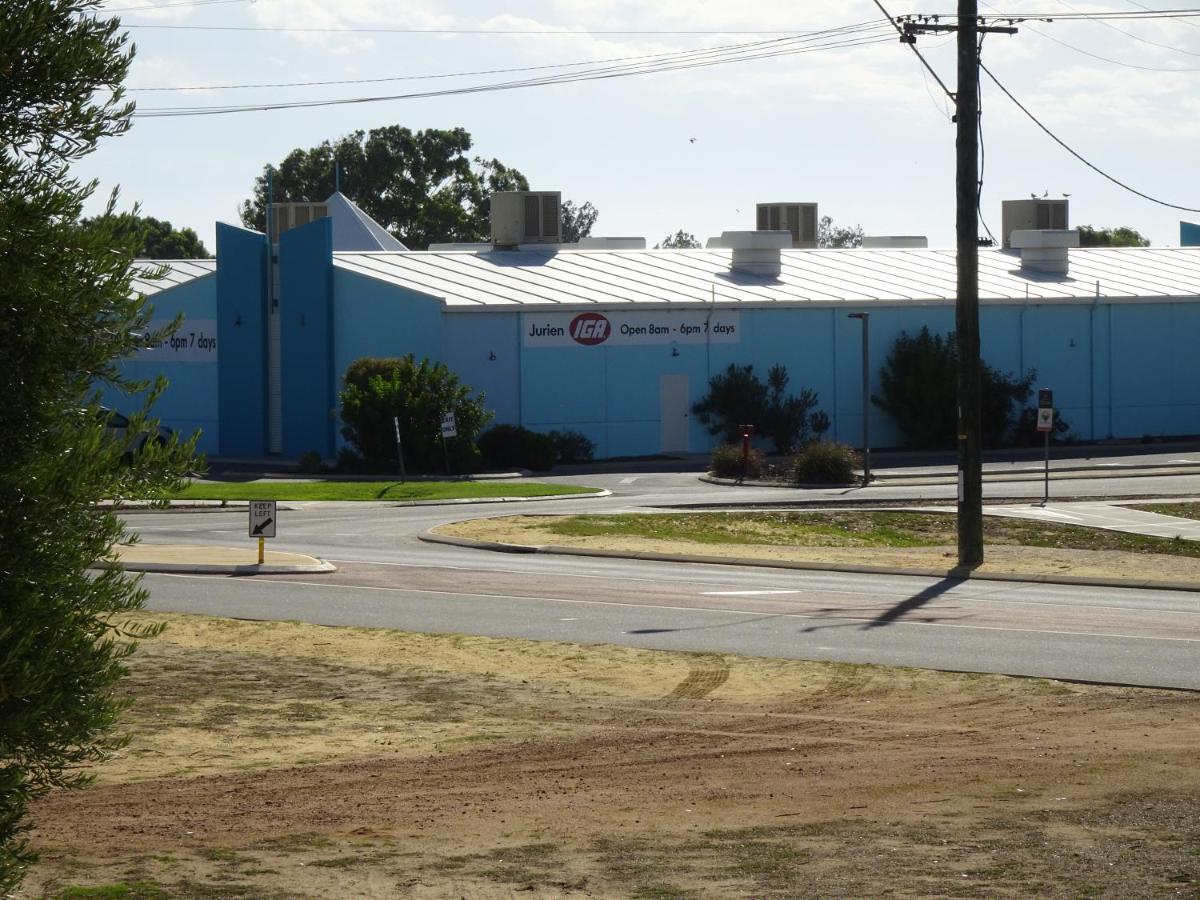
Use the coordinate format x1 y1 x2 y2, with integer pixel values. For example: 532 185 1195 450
0 2 195 891
693 363 824 454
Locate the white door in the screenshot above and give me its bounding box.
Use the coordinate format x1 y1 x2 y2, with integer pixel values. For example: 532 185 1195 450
659 374 689 453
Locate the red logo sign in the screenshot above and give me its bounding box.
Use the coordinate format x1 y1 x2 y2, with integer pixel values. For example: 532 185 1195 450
570 312 610 346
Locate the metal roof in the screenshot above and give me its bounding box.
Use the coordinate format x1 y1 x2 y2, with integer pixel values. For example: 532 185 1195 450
332 246 1200 310
132 259 216 296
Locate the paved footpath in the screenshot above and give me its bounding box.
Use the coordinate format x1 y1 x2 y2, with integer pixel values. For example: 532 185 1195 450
959 500 1200 541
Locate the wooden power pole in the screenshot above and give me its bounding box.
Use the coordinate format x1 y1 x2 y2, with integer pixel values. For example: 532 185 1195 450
955 0 983 567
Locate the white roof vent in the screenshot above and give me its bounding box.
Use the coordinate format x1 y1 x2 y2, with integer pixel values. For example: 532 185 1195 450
722 230 790 278
756 202 818 248
268 202 328 243
490 191 561 248
1010 229 1079 276
1002 198 1069 249
861 235 928 249
575 236 646 250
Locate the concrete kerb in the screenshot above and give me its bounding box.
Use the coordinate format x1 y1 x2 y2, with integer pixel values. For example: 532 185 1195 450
93 558 337 576
418 529 1200 594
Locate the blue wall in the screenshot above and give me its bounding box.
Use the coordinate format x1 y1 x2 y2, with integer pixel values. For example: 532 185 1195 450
444 313 521 426
103 274 220 454
1182 222 1200 246
216 223 269 457
280 218 335 458
332 268 444 389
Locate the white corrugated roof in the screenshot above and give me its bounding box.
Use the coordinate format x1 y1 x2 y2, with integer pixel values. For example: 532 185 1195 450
132 259 216 296
332 247 1200 309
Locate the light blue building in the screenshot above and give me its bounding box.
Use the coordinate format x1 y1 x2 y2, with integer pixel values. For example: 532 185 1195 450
123 195 1200 460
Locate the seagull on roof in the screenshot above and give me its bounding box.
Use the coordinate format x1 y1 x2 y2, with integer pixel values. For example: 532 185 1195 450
689 137 697 143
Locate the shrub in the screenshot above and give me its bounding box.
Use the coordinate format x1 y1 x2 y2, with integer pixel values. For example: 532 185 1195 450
339 355 491 473
710 443 763 479
297 450 324 474
693 363 823 454
872 327 1034 449
548 429 596 464
478 424 556 471
791 442 861 485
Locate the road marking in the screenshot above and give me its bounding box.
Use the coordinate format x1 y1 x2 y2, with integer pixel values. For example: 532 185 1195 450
703 590 804 596
149 574 1200 644
619 477 640 484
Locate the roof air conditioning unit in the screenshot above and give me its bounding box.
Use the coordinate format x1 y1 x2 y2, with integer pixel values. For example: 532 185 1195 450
268 202 329 243
756 202 818 248
1001 198 1068 249
490 191 562 248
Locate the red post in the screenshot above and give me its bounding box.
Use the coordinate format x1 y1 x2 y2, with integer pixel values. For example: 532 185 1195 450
740 424 754 481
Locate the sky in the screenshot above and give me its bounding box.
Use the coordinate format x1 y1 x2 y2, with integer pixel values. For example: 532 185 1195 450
81 0 1200 253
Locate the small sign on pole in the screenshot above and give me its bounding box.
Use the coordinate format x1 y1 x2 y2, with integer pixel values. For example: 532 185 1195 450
393 416 406 482
249 500 276 565
440 411 457 438
1037 388 1053 505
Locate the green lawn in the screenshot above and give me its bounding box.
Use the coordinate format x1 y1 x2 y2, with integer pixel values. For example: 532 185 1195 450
543 510 1200 557
1130 502 1200 522
170 480 598 502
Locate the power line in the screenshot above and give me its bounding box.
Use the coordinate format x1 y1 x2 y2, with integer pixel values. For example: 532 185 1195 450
104 0 245 10
1052 0 1200 57
872 0 955 98
979 61 1200 212
1125 0 1200 28
128 24 887 92
118 22 891 35
132 31 895 116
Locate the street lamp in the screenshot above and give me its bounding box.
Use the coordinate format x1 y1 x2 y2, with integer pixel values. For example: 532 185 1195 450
847 312 871 484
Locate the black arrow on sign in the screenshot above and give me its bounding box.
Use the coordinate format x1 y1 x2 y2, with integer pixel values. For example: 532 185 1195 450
251 517 273 536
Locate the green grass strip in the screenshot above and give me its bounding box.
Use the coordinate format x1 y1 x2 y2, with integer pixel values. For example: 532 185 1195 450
543 511 1200 557
170 480 598 502
1129 502 1200 522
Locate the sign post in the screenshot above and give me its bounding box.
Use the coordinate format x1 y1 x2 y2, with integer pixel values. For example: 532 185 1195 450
248 500 277 565
739 424 754 483
393 416 406 482
1037 388 1054 505
440 410 457 477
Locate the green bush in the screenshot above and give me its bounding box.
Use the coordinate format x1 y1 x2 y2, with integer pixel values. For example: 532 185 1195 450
872 327 1034 449
478 424 556 471
339 355 491 473
710 443 763 479
693 363 822 454
548 429 596 464
791 442 861 484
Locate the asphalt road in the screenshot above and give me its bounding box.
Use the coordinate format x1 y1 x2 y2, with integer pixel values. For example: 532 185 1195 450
126 465 1200 690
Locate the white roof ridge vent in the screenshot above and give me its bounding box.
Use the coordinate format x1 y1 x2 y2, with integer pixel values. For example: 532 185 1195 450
1010 229 1079 276
722 230 790 277
575 236 646 250
861 235 928 249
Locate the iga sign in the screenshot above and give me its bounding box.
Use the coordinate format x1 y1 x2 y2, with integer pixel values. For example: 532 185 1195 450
135 318 218 363
523 310 740 348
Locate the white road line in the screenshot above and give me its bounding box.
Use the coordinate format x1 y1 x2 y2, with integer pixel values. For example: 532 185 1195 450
150 573 1200 643
619 477 639 484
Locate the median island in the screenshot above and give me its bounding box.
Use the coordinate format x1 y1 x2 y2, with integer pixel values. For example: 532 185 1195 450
434 510 1200 586
168 479 600 503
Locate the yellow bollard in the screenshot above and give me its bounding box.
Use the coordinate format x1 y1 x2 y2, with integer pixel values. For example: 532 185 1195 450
257 536 265 565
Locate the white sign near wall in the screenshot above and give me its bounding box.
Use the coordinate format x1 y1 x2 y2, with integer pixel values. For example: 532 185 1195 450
522 310 741 348
135 319 219 363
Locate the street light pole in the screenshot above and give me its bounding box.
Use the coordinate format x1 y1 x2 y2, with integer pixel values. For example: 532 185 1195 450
848 312 871 484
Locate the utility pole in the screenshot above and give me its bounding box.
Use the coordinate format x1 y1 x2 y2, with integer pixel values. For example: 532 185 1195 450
955 1 983 567
898 6 1015 568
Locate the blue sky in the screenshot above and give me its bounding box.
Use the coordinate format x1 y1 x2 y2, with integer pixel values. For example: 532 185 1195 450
83 0 1200 252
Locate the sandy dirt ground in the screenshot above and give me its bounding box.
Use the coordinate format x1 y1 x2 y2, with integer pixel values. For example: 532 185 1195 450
434 514 1200 584
20 612 1200 899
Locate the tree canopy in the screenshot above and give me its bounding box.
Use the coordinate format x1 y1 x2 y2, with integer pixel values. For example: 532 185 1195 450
0 2 196 891
561 200 599 243
82 212 211 258
656 230 701 249
240 125 596 250
1077 225 1150 248
817 215 865 248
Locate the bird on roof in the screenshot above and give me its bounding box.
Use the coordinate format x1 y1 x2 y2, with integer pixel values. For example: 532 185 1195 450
689 137 697 143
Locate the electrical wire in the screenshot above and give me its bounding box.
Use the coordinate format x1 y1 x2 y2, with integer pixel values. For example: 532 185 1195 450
104 0 245 11
132 30 895 116
980 0 1200 71
128 23 887 92
979 61 1200 213
1125 0 1200 28
1053 0 1200 57
976 34 998 246
872 0 956 99
929 8 1200 20
118 21 891 35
